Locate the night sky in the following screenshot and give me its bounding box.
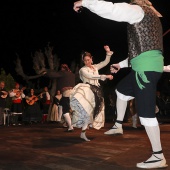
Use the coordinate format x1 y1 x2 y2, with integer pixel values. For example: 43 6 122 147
1 0 170 82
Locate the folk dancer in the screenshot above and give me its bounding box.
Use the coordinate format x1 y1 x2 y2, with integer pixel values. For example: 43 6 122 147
70 45 113 141
45 64 75 132
73 0 168 168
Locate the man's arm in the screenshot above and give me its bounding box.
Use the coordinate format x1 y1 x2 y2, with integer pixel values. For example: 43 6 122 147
44 71 62 79
110 58 129 73
74 0 144 24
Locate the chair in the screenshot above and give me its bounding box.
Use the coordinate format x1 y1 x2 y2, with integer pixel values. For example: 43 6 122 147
3 108 11 126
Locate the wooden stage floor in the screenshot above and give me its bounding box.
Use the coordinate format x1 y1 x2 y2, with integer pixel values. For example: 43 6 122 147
0 122 169 170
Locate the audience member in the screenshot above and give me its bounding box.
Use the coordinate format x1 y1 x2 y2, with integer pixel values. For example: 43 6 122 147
0 81 8 126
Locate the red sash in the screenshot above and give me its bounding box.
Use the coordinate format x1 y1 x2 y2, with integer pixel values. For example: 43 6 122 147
13 99 22 103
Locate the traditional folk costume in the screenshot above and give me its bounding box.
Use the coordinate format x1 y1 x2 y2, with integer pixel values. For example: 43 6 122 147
23 93 42 123
41 91 51 123
70 52 113 140
79 0 168 168
45 65 75 131
48 93 62 122
9 86 25 125
129 99 138 128
0 86 8 125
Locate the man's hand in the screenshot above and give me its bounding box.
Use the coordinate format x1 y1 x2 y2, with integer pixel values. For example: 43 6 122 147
110 64 120 73
41 71 47 75
73 1 83 12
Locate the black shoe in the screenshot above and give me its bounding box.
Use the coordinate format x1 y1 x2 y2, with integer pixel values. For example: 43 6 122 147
65 129 74 132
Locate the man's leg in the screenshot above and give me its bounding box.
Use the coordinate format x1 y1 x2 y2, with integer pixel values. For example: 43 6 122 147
132 113 138 128
104 97 126 135
136 117 168 169
63 112 73 132
104 90 133 135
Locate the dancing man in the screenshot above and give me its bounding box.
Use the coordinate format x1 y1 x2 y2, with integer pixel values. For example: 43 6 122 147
73 0 168 169
45 64 75 132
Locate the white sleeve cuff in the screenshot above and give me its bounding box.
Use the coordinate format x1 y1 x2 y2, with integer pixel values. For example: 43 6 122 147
163 65 170 72
119 58 128 68
100 75 107 81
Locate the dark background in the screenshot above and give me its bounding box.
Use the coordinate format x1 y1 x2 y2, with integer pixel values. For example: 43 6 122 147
1 0 170 83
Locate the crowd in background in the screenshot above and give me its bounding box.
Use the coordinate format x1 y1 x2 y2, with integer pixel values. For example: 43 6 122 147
1 78 170 127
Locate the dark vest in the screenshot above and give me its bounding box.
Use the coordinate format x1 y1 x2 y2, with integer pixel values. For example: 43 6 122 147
127 5 163 61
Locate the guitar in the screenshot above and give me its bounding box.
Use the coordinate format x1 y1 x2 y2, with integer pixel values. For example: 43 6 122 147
26 92 44 105
15 87 26 98
1 91 8 99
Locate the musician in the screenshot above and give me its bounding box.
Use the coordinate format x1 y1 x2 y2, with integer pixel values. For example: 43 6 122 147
0 81 8 126
9 83 25 125
23 89 42 124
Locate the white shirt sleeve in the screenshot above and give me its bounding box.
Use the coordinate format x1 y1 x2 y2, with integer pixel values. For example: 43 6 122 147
79 68 100 80
119 58 129 68
163 65 170 72
9 91 15 97
82 0 144 24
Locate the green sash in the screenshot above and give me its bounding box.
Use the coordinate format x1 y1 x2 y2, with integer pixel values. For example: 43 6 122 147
130 50 164 89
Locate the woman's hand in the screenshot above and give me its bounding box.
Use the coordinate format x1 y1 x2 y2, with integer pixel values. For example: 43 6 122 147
106 75 114 80
100 75 113 81
110 63 120 73
104 45 114 56
104 45 110 52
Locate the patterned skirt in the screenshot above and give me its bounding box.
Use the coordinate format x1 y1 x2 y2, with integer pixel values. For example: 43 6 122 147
70 83 105 130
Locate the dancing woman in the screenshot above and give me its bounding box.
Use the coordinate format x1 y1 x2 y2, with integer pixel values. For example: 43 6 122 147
70 45 113 141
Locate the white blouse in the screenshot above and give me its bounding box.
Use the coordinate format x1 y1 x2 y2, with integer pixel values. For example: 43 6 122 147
79 54 112 86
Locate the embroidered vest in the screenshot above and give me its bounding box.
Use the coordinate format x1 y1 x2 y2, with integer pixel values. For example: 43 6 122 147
127 5 163 61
